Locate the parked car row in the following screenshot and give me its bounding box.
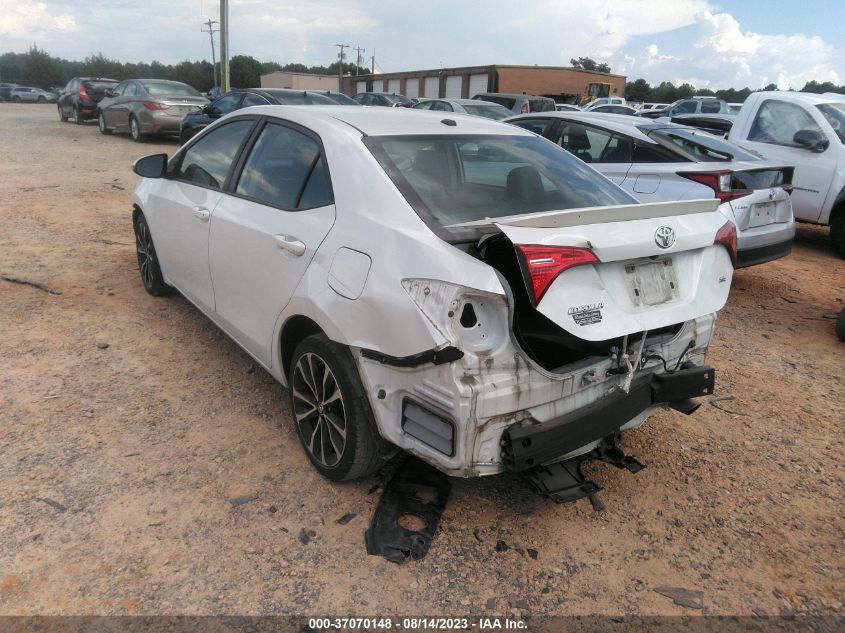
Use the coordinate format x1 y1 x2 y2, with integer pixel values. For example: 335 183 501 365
0 83 57 103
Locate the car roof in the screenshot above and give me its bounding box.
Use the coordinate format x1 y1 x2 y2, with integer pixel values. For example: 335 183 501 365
239 105 534 137
475 92 550 99
750 90 845 105
433 98 507 106
507 111 668 143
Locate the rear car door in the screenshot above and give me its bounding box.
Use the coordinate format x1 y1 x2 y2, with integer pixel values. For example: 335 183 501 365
548 121 633 185
150 118 257 312
208 119 336 366
102 83 125 126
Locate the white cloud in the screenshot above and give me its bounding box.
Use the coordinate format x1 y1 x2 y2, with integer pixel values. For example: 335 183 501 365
628 11 840 89
0 0 78 39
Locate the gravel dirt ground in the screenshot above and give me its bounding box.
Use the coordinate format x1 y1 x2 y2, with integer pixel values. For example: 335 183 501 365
1 103 844 618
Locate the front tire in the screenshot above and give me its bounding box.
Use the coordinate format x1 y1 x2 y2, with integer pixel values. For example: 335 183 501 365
288 335 384 481
130 116 144 143
98 112 112 135
133 213 174 296
831 210 845 258
38 96 46 103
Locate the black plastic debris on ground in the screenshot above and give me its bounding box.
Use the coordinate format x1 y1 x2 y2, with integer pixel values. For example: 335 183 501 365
365 457 451 564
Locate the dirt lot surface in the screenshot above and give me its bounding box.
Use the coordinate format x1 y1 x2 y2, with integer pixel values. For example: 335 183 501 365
1 103 844 618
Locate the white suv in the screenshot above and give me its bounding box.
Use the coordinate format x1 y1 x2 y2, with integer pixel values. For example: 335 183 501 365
130 107 734 489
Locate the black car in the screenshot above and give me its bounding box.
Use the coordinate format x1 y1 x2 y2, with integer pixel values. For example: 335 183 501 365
57 77 118 124
178 88 337 144
319 90 361 105
0 83 19 102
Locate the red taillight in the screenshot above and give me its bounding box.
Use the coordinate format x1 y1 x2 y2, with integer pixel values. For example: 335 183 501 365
517 245 599 305
142 101 168 111
678 171 751 203
78 84 90 101
714 221 737 267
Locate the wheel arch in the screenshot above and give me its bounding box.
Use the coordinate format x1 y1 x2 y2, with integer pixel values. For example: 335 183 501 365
279 315 326 382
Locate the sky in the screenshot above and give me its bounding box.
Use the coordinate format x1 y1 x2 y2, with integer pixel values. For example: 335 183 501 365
1 0 843 90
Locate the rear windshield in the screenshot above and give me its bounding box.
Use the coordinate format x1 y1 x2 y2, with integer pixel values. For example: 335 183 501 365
461 104 511 120
365 134 637 239
816 103 845 144
141 81 202 97
83 80 118 92
529 98 555 112
649 128 760 162
264 90 335 105
383 94 412 105
482 95 516 110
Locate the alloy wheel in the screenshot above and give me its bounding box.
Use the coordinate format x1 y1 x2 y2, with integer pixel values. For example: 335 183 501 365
135 220 155 290
130 117 140 141
292 352 347 468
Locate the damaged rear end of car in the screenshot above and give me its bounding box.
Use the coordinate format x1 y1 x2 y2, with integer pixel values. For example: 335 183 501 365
356 129 735 479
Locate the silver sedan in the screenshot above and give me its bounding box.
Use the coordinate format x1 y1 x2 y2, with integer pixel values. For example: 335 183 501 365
412 98 512 120
97 79 209 142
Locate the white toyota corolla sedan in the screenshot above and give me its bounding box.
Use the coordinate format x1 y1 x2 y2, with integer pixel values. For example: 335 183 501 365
131 106 735 485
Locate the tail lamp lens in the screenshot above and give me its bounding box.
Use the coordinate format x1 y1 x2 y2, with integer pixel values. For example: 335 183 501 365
714 220 738 266
517 245 599 305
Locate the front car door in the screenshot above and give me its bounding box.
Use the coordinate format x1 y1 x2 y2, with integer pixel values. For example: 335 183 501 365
208 119 336 366
149 118 257 312
102 82 125 126
739 98 837 222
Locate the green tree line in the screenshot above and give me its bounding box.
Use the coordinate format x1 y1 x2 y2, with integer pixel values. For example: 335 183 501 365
0 45 369 92
624 77 845 104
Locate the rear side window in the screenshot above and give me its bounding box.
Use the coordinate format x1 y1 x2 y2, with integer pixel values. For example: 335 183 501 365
749 100 823 146
235 122 333 209
242 93 270 106
484 95 516 110
510 118 555 135
211 93 242 115
529 99 555 112
174 120 255 189
551 122 632 163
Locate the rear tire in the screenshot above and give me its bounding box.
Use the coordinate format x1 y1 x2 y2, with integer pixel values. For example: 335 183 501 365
58 105 68 122
38 96 46 103
73 105 83 125
831 210 845 258
130 116 144 143
133 213 174 296
837 307 845 342
288 334 385 481
98 112 112 135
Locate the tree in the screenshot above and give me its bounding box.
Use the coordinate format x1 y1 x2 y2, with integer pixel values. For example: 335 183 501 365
570 56 611 73
653 81 678 103
229 54 262 88
677 83 696 99
625 78 651 102
20 45 63 88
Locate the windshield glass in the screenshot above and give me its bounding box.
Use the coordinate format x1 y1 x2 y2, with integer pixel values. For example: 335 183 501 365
650 128 760 162
817 103 845 144
83 80 118 92
365 134 637 238
262 90 335 104
462 104 511 120
141 81 202 97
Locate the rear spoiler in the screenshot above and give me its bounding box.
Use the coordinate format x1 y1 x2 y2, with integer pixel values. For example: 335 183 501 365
446 199 720 232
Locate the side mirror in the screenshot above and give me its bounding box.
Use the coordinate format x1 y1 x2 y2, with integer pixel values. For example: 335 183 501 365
132 153 168 178
202 104 213 115
105 89 115 98
793 129 829 153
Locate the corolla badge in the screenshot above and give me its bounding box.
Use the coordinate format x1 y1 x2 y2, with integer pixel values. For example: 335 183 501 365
654 225 676 249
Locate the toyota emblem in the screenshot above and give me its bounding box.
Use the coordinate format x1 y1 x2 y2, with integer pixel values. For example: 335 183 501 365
769 189 776 200
655 226 676 249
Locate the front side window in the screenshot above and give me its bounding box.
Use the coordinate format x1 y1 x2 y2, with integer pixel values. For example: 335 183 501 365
365 134 636 237
235 122 332 209
673 101 697 114
551 122 632 163
242 93 270 107
509 118 555 135
749 100 823 146
174 120 255 189
431 101 452 112
816 103 845 144
212 94 242 115
124 82 138 97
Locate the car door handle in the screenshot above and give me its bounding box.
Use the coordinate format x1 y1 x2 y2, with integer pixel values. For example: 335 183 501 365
192 206 211 222
273 234 306 256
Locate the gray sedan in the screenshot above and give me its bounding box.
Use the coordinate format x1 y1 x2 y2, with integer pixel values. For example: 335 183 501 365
412 98 512 120
98 79 209 142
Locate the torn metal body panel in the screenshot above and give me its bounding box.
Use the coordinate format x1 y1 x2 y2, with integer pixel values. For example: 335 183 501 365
365 458 451 563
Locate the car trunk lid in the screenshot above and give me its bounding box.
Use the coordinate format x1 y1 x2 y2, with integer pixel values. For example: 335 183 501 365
451 199 734 341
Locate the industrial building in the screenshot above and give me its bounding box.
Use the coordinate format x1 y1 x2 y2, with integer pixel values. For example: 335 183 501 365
260 71 339 90
342 64 626 104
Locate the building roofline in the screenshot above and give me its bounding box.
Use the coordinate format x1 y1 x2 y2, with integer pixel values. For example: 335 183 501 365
352 64 625 79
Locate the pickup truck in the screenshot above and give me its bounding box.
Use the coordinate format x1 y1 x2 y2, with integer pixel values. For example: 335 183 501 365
727 91 845 256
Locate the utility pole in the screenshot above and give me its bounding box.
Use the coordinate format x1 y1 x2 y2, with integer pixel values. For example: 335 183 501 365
353 46 365 76
335 43 349 92
201 19 219 90
220 0 230 92
371 49 375 75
